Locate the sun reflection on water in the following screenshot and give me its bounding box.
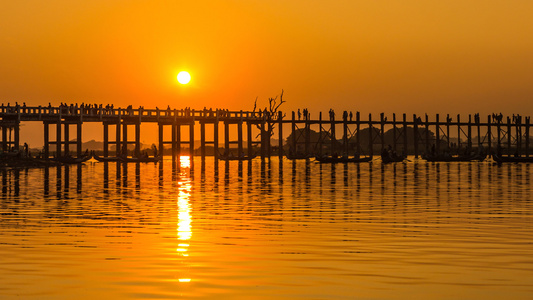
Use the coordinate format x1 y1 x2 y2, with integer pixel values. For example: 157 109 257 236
179 156 191 169
177 174 192 282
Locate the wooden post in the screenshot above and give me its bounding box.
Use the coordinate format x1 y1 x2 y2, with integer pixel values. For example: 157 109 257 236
122 123 128 157
487 115 492 155
467 114 472 152
189 121 194 158
319 112 323 156
305 114 311 156
115 121 121 157
76 122 82 157
214 113 219 160
135 122 140 158
172 123 177 163
260 117 266 159
224 121 229 156
403 114 408 156
392 113 397 152
425 114 430 153
356 112 361 155
201 121 206 161
435 114 440 154
56 122 62 158
413 114 418 158
278 111 283 159
507 117 512 156
266 115 271 158
368 113 373 157
516 115 521 154
176 122 181 159
64 123 69 156
380 113 385 151
330 111 336 155
446 114 451 149
457 114 461 152
103 123 109 157
477 114 481 148
44 122 49 159
238 119 243 157
158 123 163 158
343 112 348 156
247 120 252 158
526 117 530 157
290 111 296 155
497 116 501 154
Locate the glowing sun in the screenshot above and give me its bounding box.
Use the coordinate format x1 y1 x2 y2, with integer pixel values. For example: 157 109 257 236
177 71 191 84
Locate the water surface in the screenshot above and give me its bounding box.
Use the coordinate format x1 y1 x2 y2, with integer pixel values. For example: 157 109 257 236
1 157 533 299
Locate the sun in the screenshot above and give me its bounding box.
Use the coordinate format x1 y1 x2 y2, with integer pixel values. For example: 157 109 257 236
177 71 191 84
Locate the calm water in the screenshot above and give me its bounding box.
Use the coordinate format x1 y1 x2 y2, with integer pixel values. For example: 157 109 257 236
1 157 533 299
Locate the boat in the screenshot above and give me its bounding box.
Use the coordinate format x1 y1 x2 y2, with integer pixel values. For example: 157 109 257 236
51 155 92 164
218 153 257 161
285 152 313 160
381 154 407 163
314 155 372 163
0 150 21 158
118 155 162 163
422 153 487 162
492 154 533 163
92 153 121 162
380 148 406 163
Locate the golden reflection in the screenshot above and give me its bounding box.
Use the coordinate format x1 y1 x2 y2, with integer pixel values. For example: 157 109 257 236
177 181 192 243
180 156 191 169
177 177 192 282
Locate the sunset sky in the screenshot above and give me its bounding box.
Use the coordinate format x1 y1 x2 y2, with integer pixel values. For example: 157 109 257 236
1 1 533 117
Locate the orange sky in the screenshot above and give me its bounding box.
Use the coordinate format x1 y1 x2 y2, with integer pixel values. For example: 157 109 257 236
1 1 533 117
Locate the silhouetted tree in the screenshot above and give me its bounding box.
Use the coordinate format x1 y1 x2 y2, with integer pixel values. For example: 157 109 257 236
252 90 286 138
252 90 286 156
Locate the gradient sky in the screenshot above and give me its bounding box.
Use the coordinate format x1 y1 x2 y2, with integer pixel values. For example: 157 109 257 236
1 0 533 117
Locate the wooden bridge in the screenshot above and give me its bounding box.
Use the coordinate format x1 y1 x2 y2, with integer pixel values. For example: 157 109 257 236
0 104 531 162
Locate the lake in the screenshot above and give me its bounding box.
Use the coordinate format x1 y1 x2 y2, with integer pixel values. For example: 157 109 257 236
1 157 533 299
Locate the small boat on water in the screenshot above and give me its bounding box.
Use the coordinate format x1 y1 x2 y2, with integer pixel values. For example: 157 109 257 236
314 155 372 163
422 153 487 162
51 155 92 164
0 150 21 158
218 153 257 161
381 154 407 163
92 153 122 162
492 154 533 163
285 152 313 160
118 156 162 163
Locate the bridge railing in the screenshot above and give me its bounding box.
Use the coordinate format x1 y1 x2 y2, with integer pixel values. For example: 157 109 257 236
0 104 267 120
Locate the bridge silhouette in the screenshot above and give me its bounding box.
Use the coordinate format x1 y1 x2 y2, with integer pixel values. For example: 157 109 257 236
0 104 530 163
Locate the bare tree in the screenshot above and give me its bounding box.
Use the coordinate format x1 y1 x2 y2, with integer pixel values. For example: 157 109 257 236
252 89 286 138
251 90 286 157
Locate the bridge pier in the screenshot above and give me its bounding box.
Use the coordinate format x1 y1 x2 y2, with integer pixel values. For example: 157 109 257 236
247 120 253 158
77 122 82 157
103 123 109 157
403 113 408 156
56 121 62 158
